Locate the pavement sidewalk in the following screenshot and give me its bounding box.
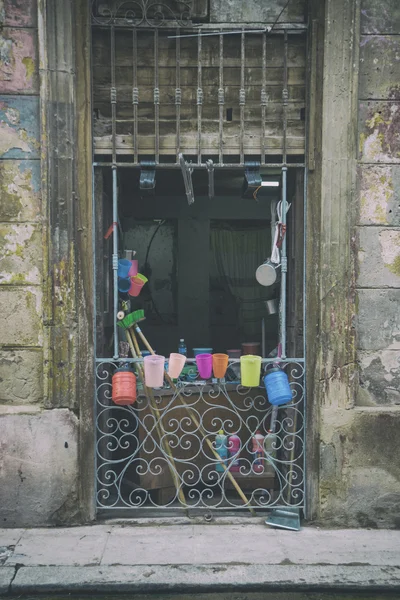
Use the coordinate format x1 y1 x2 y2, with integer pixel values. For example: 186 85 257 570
1 521 400 594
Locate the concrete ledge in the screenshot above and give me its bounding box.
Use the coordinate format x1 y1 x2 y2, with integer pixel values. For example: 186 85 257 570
10 564 400 594
0 568 15 595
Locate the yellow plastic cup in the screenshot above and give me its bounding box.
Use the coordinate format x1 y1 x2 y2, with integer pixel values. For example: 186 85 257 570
240 355 262 387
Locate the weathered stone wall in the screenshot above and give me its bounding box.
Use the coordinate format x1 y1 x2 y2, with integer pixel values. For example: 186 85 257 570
0 0 78 527
316 0 400 528
357 2 400 407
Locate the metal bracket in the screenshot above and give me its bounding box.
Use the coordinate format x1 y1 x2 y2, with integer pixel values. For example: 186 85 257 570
206 159 214 199
242 161 262 198
139 161 156 196
179 153 194 205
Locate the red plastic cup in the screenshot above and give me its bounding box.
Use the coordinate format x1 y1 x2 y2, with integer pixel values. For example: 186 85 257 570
128 274 148 297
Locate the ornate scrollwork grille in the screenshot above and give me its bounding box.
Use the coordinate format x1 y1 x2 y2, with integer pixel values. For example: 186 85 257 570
91 0 194 27
96 359 305 512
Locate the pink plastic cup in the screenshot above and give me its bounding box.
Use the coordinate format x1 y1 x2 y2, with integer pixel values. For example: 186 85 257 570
196 353 213 379
168 353 186 378
129 274 148 297
128 259 138 277
143 354 165 388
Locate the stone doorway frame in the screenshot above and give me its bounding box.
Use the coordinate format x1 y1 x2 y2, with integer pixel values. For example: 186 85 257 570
39 0 360 522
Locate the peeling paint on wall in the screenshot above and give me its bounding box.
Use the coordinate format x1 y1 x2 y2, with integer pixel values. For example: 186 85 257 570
0 29 38 93
0 95 39 158
0 160 41 221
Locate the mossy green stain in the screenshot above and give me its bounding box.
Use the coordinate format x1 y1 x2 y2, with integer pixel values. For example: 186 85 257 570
385 254 400 277
22 57 35 81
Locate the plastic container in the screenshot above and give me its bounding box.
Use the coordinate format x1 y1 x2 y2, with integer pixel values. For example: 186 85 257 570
129 273 148 297
227 349 241 359
193 347 213 357
118 277 131 293
118 258 132 279
168 353 186 379
252 431 264 473
143 354 165 388
241 342 261 355
212 353 229 379
128 259 139 277
215 430 228 473
196 353 213 379
178 338 187 355
263 366 292 406
228 434 241 472
112 368 136 405
240 355 262 387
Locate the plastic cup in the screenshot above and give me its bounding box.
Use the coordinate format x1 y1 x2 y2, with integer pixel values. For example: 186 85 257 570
128 259 138 277
212 353 229 379
118 277 131 293
129 274 148 297
240 355 262 387
118 258 132 279
168 353 186 378
196 353 213 379
143 354 165 388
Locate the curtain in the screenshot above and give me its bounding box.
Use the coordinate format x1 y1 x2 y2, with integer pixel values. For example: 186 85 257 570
210 223 278 340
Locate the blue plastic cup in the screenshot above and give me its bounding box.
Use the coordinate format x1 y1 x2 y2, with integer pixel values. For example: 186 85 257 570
118 277 131 293
118 259 132 279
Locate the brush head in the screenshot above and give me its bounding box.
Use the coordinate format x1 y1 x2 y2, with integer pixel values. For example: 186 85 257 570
117 309 145 330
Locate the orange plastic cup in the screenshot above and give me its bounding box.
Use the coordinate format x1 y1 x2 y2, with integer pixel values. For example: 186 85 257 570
212 353 229 379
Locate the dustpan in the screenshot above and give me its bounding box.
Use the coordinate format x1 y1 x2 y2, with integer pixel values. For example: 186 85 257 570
265 506 301 531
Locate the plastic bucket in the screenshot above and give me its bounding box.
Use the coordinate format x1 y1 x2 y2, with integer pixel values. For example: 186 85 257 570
118 259 132 279
212 353 229 379
129 274 148 297
263 367 292 406
240 355 262 387
193 347 213 357
242 342 261 356
256 259 281 286
168 353 186 379
118 277 131 293
196 353 213 379
227 349 241 359
143 354 165 388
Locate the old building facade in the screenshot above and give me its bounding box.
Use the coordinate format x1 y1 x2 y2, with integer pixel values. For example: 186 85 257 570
0 0 399 527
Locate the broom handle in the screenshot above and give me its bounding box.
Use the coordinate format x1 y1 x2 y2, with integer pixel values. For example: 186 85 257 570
125 330 186 506
132 325 255 515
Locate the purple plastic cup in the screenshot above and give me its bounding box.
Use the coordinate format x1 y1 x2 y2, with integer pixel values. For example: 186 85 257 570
196 353 213 379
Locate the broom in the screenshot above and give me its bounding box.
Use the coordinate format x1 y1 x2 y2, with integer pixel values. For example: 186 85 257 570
123 327 186 507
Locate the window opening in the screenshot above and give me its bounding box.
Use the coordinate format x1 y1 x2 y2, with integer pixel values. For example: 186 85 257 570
92 2 307 515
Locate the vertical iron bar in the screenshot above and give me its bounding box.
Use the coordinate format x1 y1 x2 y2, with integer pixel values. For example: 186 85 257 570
110 26 118 359
280 166 287 359
282 30 289 164
239 29 245 164
197 30 203 165
218 31 224 165
132 28 138 164
261 31 267 164
175 28 181 161
154 29 160 163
